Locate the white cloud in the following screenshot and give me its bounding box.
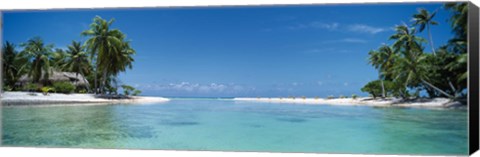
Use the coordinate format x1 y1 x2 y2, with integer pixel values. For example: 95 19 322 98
288 22 339 30
305 48 351 54
341 38 368 43
347 24 387 34
322 38 368 44
286 22 387 35
136 82 255 94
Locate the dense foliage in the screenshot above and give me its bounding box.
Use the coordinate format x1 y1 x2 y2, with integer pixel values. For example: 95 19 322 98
362 2 468 100
2 16 139 96
52 81 76 93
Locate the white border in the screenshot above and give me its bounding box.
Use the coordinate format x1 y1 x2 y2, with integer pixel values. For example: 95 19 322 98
0 0 477 157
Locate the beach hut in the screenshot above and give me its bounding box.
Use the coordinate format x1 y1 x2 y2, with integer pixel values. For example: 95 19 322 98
16 70 90 89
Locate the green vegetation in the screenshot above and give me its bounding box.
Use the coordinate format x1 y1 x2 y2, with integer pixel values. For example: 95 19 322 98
52 81 76 94
121 84 142 96
81 16 135 94
41 87 54 95
362 2 467 101
62 41 91 92
351 94 358 99
2 16 140 96
22 83 38 92
21 37 54 84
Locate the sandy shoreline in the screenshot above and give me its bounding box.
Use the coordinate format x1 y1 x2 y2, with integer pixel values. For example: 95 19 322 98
234 97 465 109
1 92 170 105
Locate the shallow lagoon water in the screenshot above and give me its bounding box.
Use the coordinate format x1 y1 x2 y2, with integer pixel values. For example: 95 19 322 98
1 99 468 155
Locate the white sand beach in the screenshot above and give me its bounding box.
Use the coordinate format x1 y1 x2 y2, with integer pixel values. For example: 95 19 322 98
1 92 170 105
234 97 463 109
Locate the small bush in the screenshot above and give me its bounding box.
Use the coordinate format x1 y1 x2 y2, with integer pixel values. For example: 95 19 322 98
3 85 13 91
78 89 87 93
52 81 76 93
121 84 141 96
301 96 306 99
41 87 54 95
327 95 335 99
339 95 346 98
23 83 39 92
132 90 141 96
352 94 358 99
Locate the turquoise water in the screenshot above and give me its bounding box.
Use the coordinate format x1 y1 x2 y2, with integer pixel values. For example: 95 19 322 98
1 99 468 155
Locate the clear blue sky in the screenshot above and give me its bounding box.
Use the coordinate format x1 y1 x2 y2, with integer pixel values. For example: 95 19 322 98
2 3 455 97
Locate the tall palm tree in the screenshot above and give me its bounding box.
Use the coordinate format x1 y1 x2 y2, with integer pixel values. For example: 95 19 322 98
368 45 397 98
20 37 54 84
63 41 92 91
390 26 454 99
444 2 468 40
368 50 386 98
412 8 438 55
377 45 397 79
2 42 29 89
81 16 124 94
51 48 68 69
390 24 426 55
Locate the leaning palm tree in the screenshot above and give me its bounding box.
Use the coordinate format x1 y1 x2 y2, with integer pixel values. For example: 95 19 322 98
63 41 92 91
390 26 454 99
81 16 124 94
392 51 454 99
412 8 438 55
20 37 54 84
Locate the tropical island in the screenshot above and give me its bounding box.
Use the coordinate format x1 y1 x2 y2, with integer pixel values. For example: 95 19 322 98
0 2 470 155
1 3 468 109
1 16 170 105
235 3 468 109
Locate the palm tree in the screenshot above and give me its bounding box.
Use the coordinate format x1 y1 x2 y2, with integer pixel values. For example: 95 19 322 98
81 16 124 94
444 2 468 40
2 42 29 89
51 48 68 69
390 24 426 55
63 41 92 91
368 50 386 98
412 8 438 55
368 45 397 98
20 37 54 84
390 26 454 99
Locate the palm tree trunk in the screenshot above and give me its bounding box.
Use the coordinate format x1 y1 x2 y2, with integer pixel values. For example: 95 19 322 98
94 64 98 94
447 78 457 92
427 25 436 55
421 78 454 99
379 74 385 98
78 71 91 92
101 69 108 94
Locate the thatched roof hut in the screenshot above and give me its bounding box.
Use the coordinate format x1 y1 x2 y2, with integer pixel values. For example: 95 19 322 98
17 71 90 87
